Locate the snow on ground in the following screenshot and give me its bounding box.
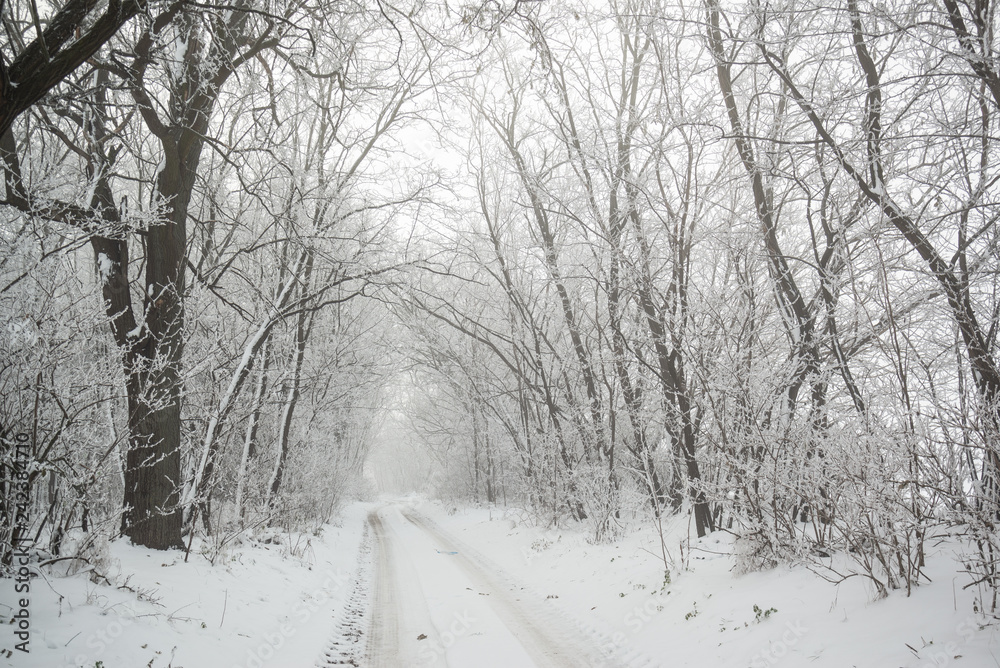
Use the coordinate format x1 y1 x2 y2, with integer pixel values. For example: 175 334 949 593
422 500 1000 668
4 496 999 668
1 502 371 668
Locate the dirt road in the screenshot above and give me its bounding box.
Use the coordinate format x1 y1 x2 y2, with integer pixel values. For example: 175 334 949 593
364 505 611 668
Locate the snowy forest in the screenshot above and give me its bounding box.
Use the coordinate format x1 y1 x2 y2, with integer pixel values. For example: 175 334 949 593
2 0 1000 665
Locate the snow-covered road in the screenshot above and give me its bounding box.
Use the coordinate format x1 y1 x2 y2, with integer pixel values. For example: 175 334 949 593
362 505 609 668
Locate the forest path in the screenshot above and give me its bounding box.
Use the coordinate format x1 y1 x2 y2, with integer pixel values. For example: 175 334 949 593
364 504 611 667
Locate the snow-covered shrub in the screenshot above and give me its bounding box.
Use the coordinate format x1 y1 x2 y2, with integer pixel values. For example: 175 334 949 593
48 528 115 581
269 438 355 533
574 463 623 542
818 430 931 597
0 244 125 572
708 410 933 595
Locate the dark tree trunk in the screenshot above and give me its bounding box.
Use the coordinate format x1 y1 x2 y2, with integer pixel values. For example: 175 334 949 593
120 133 194 550
119 4 263 548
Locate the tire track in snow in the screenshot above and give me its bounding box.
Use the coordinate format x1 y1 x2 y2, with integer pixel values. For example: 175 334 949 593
366 510 402 667
317 521 373 667
398 507 617 668
402 508 652 668
365 506 452 667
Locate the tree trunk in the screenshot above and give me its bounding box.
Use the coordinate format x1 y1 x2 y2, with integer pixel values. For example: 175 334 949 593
236 339 271 525
119 4 262 548
121 147 191 549
267 251 316 510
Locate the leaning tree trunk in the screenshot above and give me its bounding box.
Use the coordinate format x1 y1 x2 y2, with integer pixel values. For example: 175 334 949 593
236 339 272 526
267 251 316 512
187 249 307 531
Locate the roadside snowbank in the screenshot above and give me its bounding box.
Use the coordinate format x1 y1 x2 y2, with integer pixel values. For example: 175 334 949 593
1 503 371 668
424 501 999 668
